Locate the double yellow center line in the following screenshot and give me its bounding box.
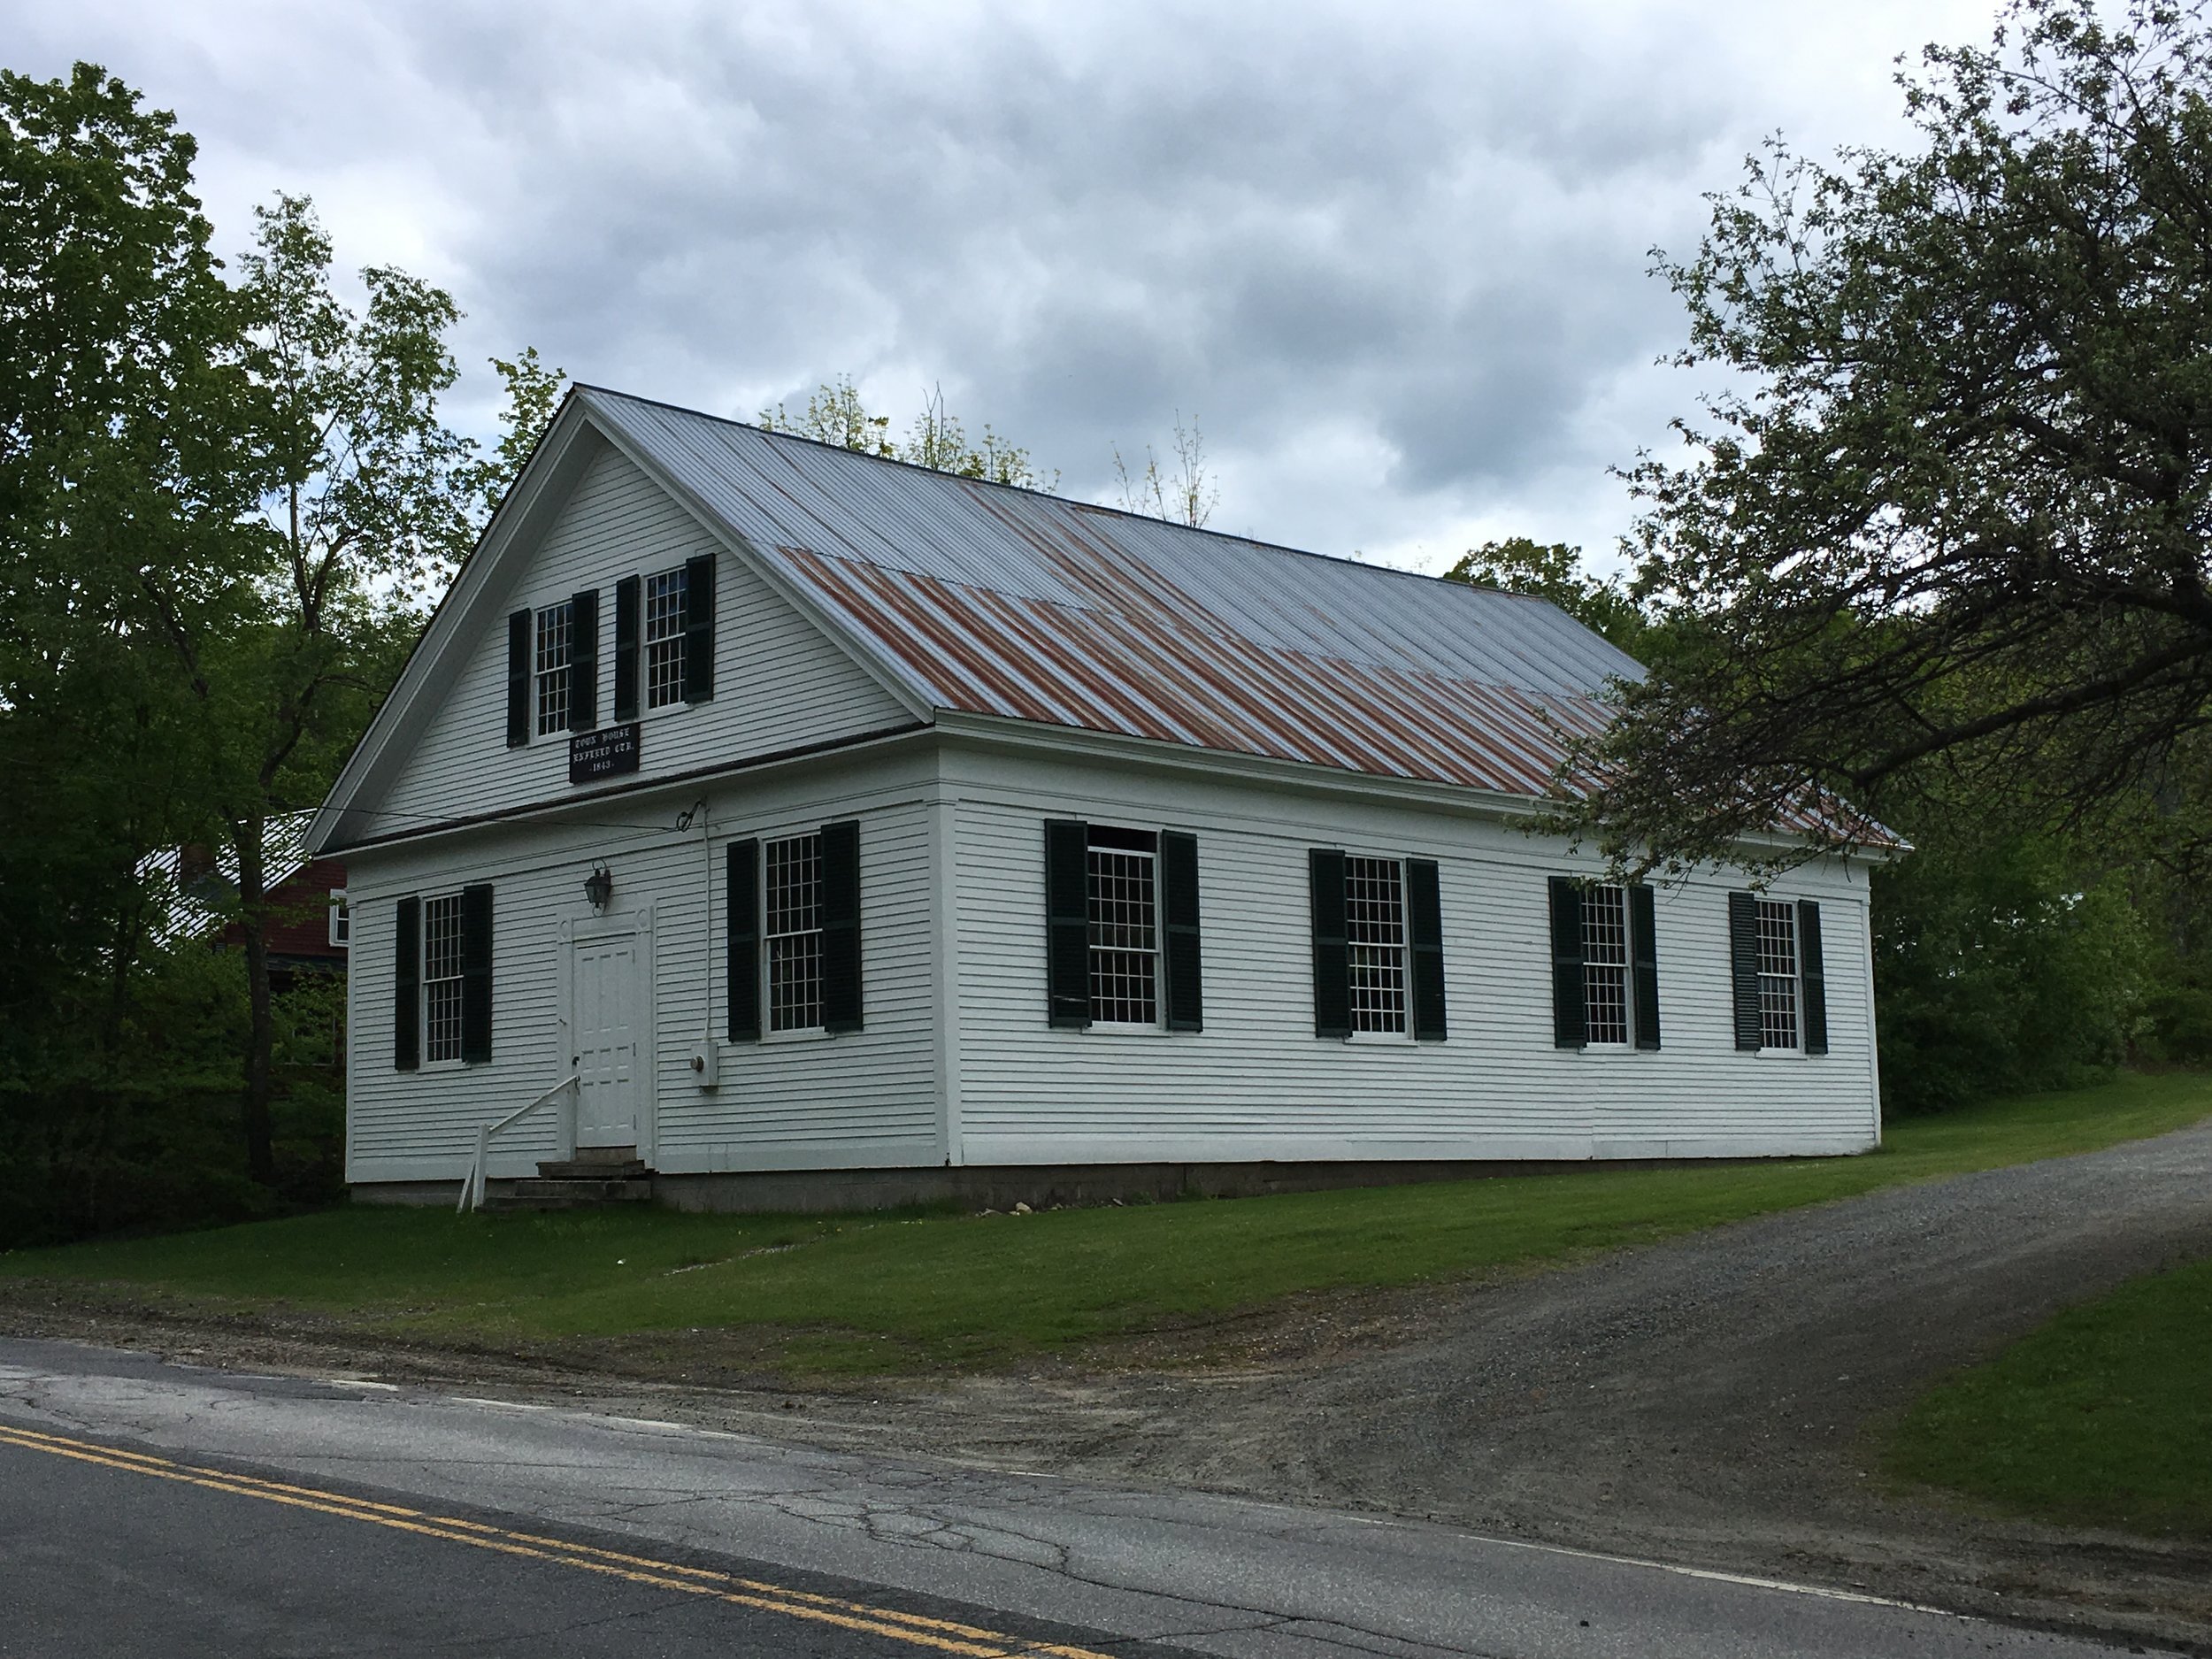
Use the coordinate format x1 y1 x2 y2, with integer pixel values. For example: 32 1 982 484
0 1420 1117 1658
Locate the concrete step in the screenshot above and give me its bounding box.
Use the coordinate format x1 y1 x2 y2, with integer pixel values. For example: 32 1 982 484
535 1158 648 1181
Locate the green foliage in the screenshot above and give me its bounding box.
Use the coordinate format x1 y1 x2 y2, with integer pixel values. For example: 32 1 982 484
1873 830 2149 1113
1444 538 1649 656
1578 1 2212 872
757 374 1053 489
1887 1256 2212 1539
472 348 567 521
0 63 557 1216
0 947 343 1249
9 1072 2205 1372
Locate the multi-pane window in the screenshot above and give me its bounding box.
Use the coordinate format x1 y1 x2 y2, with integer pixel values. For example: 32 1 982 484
534 602 573 736
1758 899 1801 1050
645 567 688 709
1582 884 1631 1045
328 889 349 949
1087 828 1158 1025
1345 856 1408 1034
422 894 465 1063
765 833 824 1032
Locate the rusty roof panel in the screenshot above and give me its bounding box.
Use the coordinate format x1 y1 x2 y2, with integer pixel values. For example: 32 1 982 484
576 386 1663 804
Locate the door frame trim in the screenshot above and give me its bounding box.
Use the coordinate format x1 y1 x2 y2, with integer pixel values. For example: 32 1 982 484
557 904 657 1161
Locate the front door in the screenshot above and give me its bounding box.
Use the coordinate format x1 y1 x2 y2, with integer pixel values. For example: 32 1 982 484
571 929 643 1148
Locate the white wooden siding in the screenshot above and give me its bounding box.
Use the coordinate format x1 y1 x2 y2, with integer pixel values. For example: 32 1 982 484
943 745 1880 1165
342 750 941 1185
343 730 1883 1189
373 442 910 833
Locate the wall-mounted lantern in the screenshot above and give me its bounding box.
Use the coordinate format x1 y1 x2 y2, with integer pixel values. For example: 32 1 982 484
583 863 614 912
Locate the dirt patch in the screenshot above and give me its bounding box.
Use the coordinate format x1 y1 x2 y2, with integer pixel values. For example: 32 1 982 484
7 1120 2212 1653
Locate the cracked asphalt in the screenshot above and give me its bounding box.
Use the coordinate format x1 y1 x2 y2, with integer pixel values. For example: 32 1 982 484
0 1336 2181 1658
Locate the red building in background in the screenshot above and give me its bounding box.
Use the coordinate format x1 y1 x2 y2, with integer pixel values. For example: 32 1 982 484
146 812 349 987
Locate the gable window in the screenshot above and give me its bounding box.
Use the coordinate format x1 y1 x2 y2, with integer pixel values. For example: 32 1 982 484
1757 899 1801 1050
328 888 349 949
765 832 824 1032
645 566 688 709
1344 856 1409 1035
534 602 573 736
1087 826 1159 1026
421 893 466 1063
1581 884 1632 1046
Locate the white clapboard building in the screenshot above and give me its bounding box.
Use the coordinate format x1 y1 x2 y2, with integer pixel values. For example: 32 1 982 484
306 385 1886 1209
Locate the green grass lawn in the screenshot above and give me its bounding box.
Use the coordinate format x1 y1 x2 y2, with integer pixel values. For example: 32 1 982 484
4 1071 2208 1379
1886 1255 2212 1540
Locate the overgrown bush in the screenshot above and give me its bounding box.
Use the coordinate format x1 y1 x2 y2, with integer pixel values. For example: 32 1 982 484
0 943 342 1250
1873 833 2148 1116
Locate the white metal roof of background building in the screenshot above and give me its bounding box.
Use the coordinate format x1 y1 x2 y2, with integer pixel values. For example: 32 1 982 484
578 385 1643 802
138 810 319 947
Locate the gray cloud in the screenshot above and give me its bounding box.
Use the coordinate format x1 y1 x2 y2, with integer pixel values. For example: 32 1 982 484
8 0 1999 570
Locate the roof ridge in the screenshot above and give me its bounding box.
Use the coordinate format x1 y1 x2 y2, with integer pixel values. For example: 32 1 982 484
570 381 1555 608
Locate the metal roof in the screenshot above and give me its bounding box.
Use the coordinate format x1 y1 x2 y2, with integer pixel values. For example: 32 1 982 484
582 386 1647 803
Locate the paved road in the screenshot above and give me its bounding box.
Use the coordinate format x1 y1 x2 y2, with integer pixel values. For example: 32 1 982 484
0 1337 2168 1659
0 1420 1125 1658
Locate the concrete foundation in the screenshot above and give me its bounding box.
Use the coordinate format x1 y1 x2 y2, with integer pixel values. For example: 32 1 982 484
351 1154 1772 1216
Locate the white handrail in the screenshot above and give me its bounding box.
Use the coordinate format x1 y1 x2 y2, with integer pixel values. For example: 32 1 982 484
457 1075 580 1214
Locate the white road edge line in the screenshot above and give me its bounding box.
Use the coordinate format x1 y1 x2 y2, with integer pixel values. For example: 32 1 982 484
418 1381 1966 1619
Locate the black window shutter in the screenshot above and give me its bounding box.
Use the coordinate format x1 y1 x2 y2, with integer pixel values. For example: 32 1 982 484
1728 891 1763 1051
1798 899 1829 1056
1044 819 1092 1029
394 896 420 1071
1160 831 1203 1033
680 553 716 703
1548 876 1586 1048
459 884 494 1063
1629 883 1662 1051
1407 858 1447 1041
505 610 531 748
568 588 598 733
727 840 760 1041
820 819 863 1033
1310 849 1350 1039
613 575 641 723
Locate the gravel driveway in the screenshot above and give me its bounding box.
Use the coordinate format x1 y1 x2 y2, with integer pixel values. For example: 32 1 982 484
801 1118 2212 1646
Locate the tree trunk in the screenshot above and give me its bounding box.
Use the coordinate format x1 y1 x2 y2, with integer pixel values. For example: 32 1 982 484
235 811 277 1187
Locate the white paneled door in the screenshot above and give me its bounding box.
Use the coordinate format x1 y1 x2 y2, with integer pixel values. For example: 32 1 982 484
572 930 644 1148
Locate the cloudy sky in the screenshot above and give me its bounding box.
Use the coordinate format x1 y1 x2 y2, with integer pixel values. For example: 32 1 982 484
10 1 1999 573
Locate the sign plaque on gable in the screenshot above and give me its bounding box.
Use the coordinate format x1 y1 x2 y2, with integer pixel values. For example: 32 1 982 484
569 722 641 785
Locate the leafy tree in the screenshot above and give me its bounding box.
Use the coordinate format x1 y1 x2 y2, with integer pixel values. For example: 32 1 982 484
181 194 562 1183
1444 538 1649 654
0 64 255 1086
757 374 897 458
758 375 1052 488
1871 825 2148 1111
1579 0 2212 875
4 78 565 1196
